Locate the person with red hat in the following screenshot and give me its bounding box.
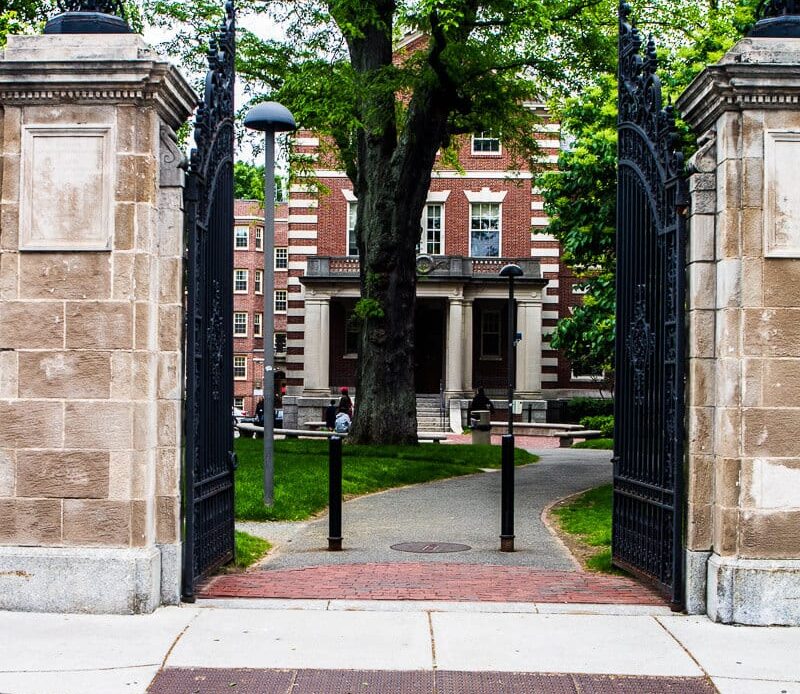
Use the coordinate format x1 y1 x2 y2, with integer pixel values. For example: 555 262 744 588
338 386 353 419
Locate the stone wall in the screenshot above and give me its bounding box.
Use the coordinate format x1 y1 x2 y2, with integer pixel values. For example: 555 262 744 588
0 34 194 613
678 36 800 625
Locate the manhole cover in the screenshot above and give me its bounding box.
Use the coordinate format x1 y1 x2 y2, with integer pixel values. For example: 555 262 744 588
390 542 471 553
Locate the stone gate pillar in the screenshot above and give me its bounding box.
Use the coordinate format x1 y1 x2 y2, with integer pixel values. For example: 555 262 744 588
678 35 800 625
0 33 195 613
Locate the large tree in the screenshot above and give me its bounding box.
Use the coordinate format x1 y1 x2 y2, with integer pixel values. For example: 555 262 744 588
147 0 624 444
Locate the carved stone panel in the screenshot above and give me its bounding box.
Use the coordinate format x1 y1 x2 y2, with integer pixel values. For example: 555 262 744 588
20 125 114 251
765 130 800 257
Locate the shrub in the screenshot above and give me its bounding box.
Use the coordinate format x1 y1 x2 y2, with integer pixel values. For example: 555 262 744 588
565 397 614 422
579 415 614 437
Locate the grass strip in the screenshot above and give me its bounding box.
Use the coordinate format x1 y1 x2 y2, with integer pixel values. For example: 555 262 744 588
573 438 614 450
551 484 616 572
235 438 537 522
234 530 271 568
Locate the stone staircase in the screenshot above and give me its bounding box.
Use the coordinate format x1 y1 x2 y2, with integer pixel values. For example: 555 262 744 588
416 395 447 432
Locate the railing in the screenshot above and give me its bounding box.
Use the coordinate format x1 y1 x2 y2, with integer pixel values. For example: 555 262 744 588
305 255 541 279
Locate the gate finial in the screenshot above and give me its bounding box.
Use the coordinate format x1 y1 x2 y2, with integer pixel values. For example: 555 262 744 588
750 0 800 36
45 0 131 34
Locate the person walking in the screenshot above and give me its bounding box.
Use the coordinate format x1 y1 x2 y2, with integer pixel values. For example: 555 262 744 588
255 397 265 426
338 387 353 418
324 399 337 431
468 386 495 420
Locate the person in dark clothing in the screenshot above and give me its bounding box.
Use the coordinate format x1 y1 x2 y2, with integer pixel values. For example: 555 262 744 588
338 387 353 418
324 399 337 431
255 397 265 426
468 387 495 420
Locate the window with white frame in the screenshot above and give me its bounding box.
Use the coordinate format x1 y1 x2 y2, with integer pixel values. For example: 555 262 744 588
234 269 248 293
275 247 288 269
233 396 244 410
255 226 263 251
233 355 247 380
234 226 249 249
274 290 287 313
470 202 501 257
274 332 287 354
472 131 501 154
233 312 248 337
480 309 502 359
347 201 358 256
418 204 443 255
253 312 263 338
254 270 263 294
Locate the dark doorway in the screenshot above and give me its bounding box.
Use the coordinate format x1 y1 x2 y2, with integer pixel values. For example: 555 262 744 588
415 300 444 393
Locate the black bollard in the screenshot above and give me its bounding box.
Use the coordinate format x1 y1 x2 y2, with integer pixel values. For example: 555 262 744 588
500 434 515 551
328 435 343 551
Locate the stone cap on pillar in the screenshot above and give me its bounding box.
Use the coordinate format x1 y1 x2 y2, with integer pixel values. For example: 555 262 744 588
677 36 800 133
0 34 197 130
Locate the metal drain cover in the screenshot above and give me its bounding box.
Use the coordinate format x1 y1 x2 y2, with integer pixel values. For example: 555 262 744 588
390 542 471 553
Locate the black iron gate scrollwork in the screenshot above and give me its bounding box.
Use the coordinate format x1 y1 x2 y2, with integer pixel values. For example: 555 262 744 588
614 2 687 607
182 1 237 600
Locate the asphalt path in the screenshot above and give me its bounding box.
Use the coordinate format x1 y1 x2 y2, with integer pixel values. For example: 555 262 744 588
238 447 613 571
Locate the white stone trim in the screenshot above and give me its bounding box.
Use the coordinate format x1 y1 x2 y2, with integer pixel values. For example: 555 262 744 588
542 373 558 382
288 214 318 224
427 190 451 203
288 199 318 208
532 247 561 257
289 229 318 239
294 136 319 146
537 139 561 149
532 217 550 227
542 310 560 320
531 200 545 210
532 232 557 241
464 187 508 203
765 130 800 257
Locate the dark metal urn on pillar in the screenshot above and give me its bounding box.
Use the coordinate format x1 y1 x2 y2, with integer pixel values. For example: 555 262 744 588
749 0 800 37
45 0 132 34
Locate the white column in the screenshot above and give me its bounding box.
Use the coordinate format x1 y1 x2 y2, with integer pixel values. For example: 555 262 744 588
516 297 543 395
463 299 474 392
446 298 465 395
303 295 330 392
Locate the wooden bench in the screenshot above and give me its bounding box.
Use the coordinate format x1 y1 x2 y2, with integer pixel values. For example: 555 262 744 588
489 421 584 437
238 422 447 443
278 428 346 439
303 420 329 430
417 432 449 443
556 430 604 448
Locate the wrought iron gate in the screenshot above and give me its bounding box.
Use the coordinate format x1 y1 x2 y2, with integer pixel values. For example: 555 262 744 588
613 2 687 606
182 1 236 600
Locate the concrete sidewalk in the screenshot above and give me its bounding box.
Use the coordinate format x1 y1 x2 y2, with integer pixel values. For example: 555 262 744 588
1 600 799 694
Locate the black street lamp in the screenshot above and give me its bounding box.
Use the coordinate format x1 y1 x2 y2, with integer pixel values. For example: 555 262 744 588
244 101 296 506
45 0 132 34
498 262 523 552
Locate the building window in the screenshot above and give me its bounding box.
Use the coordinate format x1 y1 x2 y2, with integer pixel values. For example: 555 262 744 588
345 318 359 356
347 201 358 256
233 396 244 410
234 226 249 249
254 270 263 294
472 131 501 154
418 204 443 255
254 312 263 338
234 269 248 293
275 247 288 269
255 226 263 251
480 310 502 358
470 202 501 257
274 332 287 355
274 290 287 313
233 355 247 380
233 312 248 337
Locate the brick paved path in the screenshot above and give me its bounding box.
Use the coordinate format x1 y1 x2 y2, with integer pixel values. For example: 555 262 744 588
199 563 665 604
149 668 715 693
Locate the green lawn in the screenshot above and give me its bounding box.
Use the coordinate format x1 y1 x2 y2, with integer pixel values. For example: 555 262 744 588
551 484 616 572
234 438 537 522
234 531 271 568
573 438 614 450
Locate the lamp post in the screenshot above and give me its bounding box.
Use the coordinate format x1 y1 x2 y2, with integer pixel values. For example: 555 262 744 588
244 101 296 506
498 263 523 551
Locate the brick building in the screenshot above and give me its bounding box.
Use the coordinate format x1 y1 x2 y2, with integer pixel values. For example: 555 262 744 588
281 111 597 429
232 199 289 416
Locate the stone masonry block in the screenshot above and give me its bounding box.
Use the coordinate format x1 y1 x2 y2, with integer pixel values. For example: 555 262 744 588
688 310 715 359
0 203 19 250
132 402 156 452
743 308 800 357
156 448 179 497
0 250 17 300
688 454 714 506
156 495 178 544
16 451 109 499
110 351 132 399
135 202 156 253
740 510 800 558
23 104 115 127
715 357 741 408
688 358 715 407
131 352 155 400
716 308 741 358
158 304 182 351
742 458 800 511
108 451 132 500
0 498 61 544
130 498 149 547
19 253 111 301
157 400 179 447
0 449 15 497
688 406 713 455
715 458 742 508
763 260 800 308
743 408 800 458
65 301 132 349
134 301 152 350
716 207 741 258
158 257 181 304
116 105 154 155
1 107 21 156
713 506 740 556
688 214 715 262
717 112 741 164
18 351 110 399
688 262 715 310
115 154 156 204
742 110 764 159
742 358 763 407
114 202 135 251
0 301 63 349
1 154 20 204
686 502 712 549
64 401 132 450
63 499 131 547
741 207 763 258
157 353 180 400
762 359 800 407
112 252 135 300
743 157 764 209
741 257 763 308
0 350 18 399
0 401 63 449
715 407 741 458
133 253 152 301
718 158 742 212
715 259 741 308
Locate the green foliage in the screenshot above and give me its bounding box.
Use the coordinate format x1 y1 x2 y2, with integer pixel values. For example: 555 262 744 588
234 161 265 202
353 297 384 321
572 438 614 450
552 484 617 573
579 415 614 437
565 396 614 422
234 530 271 568
233 437 537 521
